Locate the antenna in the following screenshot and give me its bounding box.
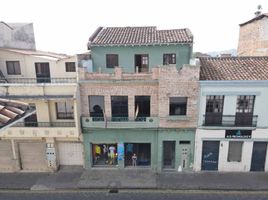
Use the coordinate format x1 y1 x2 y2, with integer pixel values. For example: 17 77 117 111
255 5 262 16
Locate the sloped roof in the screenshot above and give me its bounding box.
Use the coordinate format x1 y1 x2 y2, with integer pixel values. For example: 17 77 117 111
0 48 71 61
88 26 193 47
199 57 268 80
240 13 268 26
0 98 35 130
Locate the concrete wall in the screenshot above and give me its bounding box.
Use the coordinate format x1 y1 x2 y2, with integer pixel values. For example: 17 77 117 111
90 44 192 73
0 22 36 50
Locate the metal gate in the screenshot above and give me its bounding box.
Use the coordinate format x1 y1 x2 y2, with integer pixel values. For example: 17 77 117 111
0 140 13 171
58 142 83 166
201 141 220 171
19 142 48 171
250 142 267 171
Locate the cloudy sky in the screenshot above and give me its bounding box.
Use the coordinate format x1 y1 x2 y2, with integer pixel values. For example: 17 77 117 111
1 0 267 55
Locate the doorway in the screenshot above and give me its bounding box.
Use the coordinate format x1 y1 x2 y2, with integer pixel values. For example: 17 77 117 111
35 63 51 83
163 141 175 169
201 141 220 171
135 54 149 72
250 142 267 171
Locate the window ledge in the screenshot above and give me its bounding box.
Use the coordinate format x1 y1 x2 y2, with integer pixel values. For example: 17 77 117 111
167 115 189 121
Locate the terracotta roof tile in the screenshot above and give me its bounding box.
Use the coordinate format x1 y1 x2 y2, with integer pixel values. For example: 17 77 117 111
199 57 268 80
0 99 34 129
88 26 193 46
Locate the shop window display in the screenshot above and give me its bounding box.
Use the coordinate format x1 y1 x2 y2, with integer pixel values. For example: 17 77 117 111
92 144 118 166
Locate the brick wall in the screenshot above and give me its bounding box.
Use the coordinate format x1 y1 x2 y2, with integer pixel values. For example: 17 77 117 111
79 64 199 128
237 17 268 56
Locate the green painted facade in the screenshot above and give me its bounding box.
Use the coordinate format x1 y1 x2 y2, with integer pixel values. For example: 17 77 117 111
91 44 192 73
83 128 195 172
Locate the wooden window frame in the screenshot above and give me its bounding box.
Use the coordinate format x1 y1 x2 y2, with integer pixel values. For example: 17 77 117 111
65 62 76 72
6 61 21 75
106 54 119 68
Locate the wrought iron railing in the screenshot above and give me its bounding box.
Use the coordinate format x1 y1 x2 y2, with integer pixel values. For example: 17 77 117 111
56 112 74 119
89 116 148 122
202 114 258 127
12 122 76 127
0 77 77 84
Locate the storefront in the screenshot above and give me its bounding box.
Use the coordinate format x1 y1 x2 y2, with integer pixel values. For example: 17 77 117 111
83 128 195 172
83 129 157 170
195 129 268 172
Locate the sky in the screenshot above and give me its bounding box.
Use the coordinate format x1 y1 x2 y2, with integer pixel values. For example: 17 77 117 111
1 0 268 55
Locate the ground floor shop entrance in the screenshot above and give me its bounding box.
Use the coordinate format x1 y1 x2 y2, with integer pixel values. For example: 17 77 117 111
92 143 118 167
251 142 267 172
201 141 220 171
124 143 151 167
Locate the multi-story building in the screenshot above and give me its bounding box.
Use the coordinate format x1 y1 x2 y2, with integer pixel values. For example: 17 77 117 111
0 48 83 172
79 26 199 172
194 57 268 172
237 13 268 56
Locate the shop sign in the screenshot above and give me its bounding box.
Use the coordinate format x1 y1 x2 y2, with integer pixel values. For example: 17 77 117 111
117 143 124 161
225 130 252 139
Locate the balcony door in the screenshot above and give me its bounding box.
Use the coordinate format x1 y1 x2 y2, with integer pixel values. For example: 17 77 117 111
235 95 255 126
135 54 149 73
205 95 224 126
35 63 51 83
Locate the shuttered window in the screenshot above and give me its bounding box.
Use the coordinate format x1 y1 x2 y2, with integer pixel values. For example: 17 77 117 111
228 141 243 162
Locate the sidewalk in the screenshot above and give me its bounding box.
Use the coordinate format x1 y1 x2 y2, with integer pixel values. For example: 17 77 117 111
1 167 268 191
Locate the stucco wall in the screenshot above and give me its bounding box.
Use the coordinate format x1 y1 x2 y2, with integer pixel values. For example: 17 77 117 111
90 44 192 73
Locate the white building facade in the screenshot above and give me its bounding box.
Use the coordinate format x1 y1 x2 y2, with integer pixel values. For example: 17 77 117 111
194 57 268 172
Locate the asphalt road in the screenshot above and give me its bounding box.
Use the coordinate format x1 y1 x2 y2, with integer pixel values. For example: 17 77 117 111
0 190 268 200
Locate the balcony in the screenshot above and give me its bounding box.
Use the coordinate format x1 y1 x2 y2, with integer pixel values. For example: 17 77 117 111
12 122 76 127
81 116 159 129
0 77 76 84
202 114 258 128
1 121 77 138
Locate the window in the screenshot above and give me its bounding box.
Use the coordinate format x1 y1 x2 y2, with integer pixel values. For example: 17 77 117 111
228 141 243 162
236 95 255 113
6 61 21 75
169 97 187 115
65 62 76 72
55 101 74 119
163 54 176 65
206 95 224 113
89 96 104 121
111 96 128 120
106 54 118 68
135 96 150 119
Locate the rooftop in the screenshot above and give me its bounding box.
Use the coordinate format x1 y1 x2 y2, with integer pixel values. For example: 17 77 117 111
199 57 268 81
0 98 35 130
240 13 268 26
0 48 72 61
88 26 193 47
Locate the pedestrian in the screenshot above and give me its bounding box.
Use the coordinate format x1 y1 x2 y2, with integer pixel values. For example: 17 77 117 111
132 153 137 167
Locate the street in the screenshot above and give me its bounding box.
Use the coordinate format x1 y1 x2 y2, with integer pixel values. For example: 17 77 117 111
0 190 268 200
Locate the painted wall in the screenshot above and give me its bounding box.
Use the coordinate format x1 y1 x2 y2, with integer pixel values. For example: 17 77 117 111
90 44 192 73
198 82 268 128
0 49 77 79
194 129 268 172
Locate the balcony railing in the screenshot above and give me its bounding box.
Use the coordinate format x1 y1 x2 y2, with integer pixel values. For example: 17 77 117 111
56 112 74 120
0 77 77 84
82 116 158 129
202 114 258 127
12 122 76 127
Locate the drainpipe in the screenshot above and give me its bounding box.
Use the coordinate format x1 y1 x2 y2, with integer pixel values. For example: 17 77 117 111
11 139 16 159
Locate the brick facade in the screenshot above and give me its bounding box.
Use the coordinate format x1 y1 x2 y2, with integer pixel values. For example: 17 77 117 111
237 16 268 56
79 64 199 129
